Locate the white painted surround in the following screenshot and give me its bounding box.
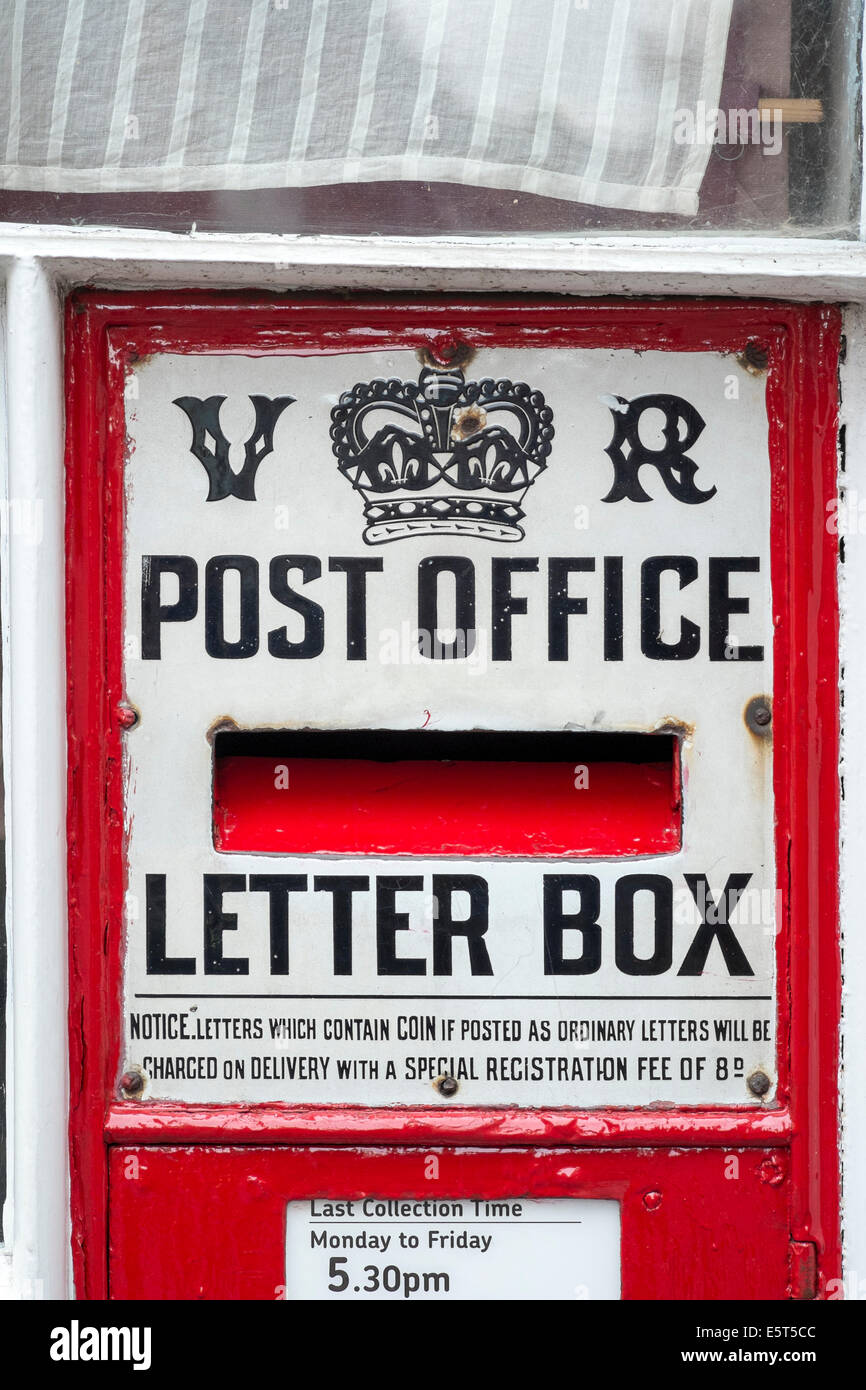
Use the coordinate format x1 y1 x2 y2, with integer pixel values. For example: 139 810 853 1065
0 226 862 1298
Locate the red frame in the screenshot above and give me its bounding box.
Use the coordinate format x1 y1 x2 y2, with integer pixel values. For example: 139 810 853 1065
65 294 841 1300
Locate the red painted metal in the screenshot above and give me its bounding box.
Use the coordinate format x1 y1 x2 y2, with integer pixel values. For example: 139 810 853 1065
104 1102 793 1146
214 753 681 859
108 1145 792 1301
66 298 128 1298
65 294 841 1301
767 307 842 1299
790 1240 819 1302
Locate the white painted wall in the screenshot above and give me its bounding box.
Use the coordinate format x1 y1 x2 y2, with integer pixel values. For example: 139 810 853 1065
0 258 68 1299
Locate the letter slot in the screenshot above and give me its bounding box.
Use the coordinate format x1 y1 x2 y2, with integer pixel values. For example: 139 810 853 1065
213 729 681 858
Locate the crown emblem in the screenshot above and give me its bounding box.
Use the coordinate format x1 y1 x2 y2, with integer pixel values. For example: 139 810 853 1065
330 365 554 543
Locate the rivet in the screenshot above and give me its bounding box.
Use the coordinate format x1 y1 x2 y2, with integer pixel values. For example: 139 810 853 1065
747 1070 772 1097
119 1069 145 1097
643 1190 663 1212
436 1074 459 1097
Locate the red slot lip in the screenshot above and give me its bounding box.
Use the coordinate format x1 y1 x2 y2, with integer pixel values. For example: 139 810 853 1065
213 751 682 859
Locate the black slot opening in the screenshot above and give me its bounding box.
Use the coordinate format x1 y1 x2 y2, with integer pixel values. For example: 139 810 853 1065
214 728 677 764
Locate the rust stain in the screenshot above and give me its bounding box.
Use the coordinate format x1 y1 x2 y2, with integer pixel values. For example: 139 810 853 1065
416 336 476 372
744 695 773 740
654 716 695 740
451 404 487 440
206 715 240 745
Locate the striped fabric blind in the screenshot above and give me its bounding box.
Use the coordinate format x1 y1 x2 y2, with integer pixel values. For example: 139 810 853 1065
0 0 733 214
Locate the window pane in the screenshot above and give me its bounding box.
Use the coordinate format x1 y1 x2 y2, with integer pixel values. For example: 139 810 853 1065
0 0 861 236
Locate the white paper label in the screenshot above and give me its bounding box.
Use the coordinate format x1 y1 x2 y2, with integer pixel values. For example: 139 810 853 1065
284 1197 620 1300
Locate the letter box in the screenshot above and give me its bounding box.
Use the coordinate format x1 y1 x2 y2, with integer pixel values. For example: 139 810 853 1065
65 296 840 1300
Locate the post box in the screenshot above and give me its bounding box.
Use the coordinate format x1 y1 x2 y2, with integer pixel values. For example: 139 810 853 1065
65 295 840 1300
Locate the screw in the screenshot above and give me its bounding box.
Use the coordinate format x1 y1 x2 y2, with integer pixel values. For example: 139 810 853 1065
436 1074 459 1097
747 1070 772 1097
743 341 769 372
116 701 140 730
421 336 475 371
744 696 772 736
759 1157 785 1187
119 1069 145 1097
